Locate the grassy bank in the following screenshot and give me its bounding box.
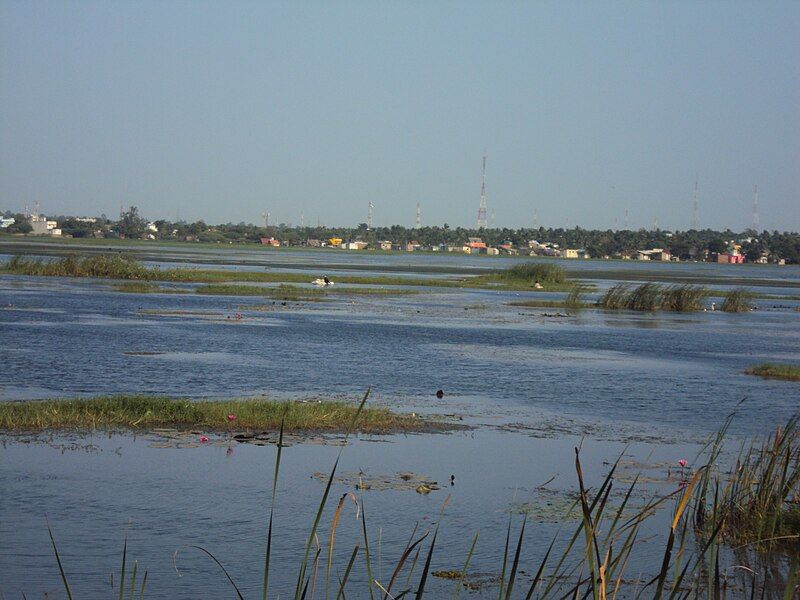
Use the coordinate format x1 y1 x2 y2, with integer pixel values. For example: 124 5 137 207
746 363 800 382
0 395 434 433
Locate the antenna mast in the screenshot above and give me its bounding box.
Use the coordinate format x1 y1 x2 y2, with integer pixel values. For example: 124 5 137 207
476 156 488 228
692 176 699 230
367 201 374 229
751 185 760 231
415 202 421 228
261 211 269 228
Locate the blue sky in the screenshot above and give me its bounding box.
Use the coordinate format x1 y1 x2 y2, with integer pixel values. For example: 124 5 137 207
1 2 798 230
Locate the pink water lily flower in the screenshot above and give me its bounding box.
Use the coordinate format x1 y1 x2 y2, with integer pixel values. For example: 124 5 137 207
678 459 688 468
199 435 210 443
227 414 237 422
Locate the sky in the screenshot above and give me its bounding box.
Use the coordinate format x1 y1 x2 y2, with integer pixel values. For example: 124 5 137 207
1 2 798 231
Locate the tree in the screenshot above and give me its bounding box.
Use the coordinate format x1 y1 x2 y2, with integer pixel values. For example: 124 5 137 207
116 206 147 239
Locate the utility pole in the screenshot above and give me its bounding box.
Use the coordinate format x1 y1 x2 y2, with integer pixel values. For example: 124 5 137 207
477 156 488 228
367 201 374 229
415 202 421 228
751 185 760 231
261 211 269 228
692 176 699 230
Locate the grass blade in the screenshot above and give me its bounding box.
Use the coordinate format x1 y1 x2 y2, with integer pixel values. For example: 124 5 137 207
263 405 288 600
46 518 73 600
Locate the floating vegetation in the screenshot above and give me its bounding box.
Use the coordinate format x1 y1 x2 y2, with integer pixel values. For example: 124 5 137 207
745 363 800 382
721 287 755 312
598 282 708 311
312 470 441 492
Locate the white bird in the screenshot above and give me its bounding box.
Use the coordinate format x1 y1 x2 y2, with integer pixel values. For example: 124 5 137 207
312 277 334 287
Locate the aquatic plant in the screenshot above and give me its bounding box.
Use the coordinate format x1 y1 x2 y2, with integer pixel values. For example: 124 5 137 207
721 287 755 312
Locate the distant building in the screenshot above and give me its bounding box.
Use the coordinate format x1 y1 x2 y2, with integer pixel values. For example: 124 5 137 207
28 214 61 236
712 252 745 264
260 237 281 247
306 239 322 247
562 248 590 259
327 237 343 247
379 240 393 251
636 249 671 261
347 241 368 250
0 217 15 228
406 240 421 252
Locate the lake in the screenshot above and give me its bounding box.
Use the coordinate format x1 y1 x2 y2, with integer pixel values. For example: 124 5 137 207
1 244 798 598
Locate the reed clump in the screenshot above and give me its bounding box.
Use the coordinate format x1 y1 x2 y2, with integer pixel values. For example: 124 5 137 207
721 287 755 312
692 416 800 554
0 395 430 433
598 282 708 311
746 363 800 382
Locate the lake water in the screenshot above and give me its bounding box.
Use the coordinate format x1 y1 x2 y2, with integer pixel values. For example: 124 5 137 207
1 245 799 598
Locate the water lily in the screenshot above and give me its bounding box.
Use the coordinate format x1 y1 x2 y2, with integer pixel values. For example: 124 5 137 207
678 459 688 468
227 414 236 422
199 435 209 443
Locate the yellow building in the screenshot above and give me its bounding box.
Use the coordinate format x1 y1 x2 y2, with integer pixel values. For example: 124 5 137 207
327 237 343 247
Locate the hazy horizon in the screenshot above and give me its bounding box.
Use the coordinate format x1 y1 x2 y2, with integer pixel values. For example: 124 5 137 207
1 2 798 231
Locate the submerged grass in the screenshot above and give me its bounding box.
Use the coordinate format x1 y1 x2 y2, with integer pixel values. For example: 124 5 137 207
598 283 708 312
745 364 800 382
0 395 432 433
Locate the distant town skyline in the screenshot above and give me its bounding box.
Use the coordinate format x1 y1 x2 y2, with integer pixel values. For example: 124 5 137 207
1 3 798 231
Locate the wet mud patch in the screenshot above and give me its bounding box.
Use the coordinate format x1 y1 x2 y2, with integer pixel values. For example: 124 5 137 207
145 427 353 448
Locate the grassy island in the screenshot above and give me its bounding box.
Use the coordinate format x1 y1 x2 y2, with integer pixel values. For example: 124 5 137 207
0 395 437 433
746 363 800 382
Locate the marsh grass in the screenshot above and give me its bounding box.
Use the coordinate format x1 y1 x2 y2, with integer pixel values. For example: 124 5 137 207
745 364 800 382
4 254 151 279
471 262 576 291
721 287 755 312
0 395 430 433
598 283 708 312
